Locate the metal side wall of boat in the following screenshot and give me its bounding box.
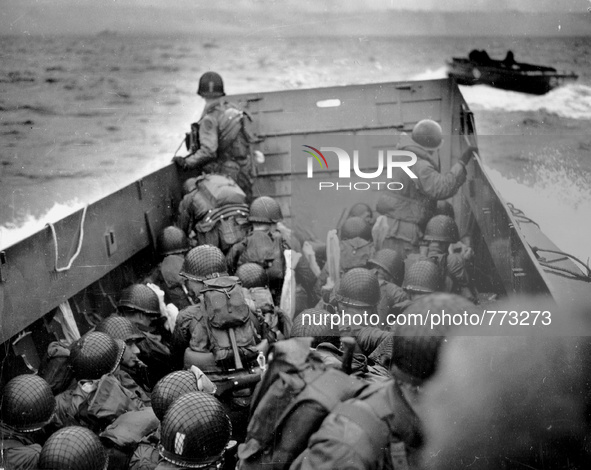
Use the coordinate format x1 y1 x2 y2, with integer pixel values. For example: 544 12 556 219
1 78 589 384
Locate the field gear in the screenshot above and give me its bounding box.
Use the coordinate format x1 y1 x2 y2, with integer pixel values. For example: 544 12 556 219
248 196 282 224
368 249 405 285
424 215 460 243
159 392 231 468
151 370 201 422
157 226 190 256
95 315 144 343
181 245 227 281
1 375 56 432
118 284 161 316
237 338 369 470
403 260 440 294
335 268 381 307
70 332 125 381
236 262 268 288
292 381 422 470
197 71 225 98
412 119 443 149
38 426 108 470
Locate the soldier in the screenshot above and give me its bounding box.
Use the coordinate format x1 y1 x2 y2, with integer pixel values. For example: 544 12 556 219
402 259 441 302
292 293 466 470
54 332 146 432
422 214 478 302
0 375 56 470
375 119 476 256
118 284 175 386
95 315 152 402
173 71 256 200
315 216 375 301
157 392 233 470
38 426 108 470
144 226 191 310
171 244 227 369
367 248 408 327
236 262 291 342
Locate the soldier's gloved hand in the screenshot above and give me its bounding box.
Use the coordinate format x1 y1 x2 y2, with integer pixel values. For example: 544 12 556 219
459 146 478 166
172 156 188 170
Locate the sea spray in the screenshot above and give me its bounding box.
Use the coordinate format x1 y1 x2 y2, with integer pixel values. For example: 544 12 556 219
486 163 591 265
461 84 591 120
0 200 84 250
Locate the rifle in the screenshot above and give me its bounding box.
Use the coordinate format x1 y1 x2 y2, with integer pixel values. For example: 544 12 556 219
213 372 262 398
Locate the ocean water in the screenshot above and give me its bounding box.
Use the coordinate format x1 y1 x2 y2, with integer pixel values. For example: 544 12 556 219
1 33 590 261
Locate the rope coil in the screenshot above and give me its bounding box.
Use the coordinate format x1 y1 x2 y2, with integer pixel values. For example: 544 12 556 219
46 205 88 273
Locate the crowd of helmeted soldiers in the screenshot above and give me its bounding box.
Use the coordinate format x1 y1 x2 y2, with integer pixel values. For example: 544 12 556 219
3 81 591 469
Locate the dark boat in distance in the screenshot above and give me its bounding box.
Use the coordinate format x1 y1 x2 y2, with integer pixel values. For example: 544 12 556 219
447 49 578 95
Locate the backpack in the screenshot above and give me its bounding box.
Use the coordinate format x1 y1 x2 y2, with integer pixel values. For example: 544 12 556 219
195 205 250 253
218 105 254 165
201 276 260 368
189 174 247 222
237 338 369 470
238 231 285 283
329 382 422 470
340 238 375 272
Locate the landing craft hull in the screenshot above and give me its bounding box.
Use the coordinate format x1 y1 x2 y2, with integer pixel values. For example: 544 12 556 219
0 78 589 378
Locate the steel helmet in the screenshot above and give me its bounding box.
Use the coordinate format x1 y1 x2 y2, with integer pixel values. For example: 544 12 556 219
180 245 227 281
69 332 125 381
118 284 160 316
158 226 190 256
95 315 144 343
368 249 405 285
151 370 200 422
236 262 268 288
1 375 56 432
197 71 225 98
340 216 372 241
335 268 381 307
159 392 232 468
412 119 443 150
291 308 335 346
248 196 283 224
38 426 108 470
403 260 440 294
424 215 460 243
391 293 474 384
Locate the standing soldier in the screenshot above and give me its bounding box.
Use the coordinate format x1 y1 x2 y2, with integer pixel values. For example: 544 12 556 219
173 71 257 201
374 119 476 257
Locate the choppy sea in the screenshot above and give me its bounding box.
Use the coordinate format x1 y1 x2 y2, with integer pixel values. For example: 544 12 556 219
1 33 590 262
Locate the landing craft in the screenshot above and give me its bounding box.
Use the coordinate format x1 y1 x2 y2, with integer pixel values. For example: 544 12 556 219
0 78 590 381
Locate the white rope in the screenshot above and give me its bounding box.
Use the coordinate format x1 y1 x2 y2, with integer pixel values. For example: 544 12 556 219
46 205 88 272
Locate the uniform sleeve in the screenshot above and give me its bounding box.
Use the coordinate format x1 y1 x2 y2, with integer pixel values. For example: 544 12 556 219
184 115 218 170
3 444 42 470
290 413 383 470
416 160 466 200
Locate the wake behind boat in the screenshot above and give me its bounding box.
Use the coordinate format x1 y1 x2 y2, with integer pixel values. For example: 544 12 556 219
447 49 578 95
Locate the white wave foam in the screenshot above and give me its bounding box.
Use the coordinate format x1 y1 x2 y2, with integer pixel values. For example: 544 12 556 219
411 66 448 81
486 164 591 265
0 200 84 250
460 83 591 120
